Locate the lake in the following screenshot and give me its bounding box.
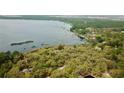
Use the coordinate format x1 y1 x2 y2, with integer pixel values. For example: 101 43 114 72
0 19 83 52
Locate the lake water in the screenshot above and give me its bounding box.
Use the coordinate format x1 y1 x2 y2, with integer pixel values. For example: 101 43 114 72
0 19 83 52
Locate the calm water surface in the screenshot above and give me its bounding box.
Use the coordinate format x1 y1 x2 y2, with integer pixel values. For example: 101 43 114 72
0 19 83 52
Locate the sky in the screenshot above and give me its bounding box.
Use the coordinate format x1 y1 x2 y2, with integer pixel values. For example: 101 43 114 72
0 0 124 15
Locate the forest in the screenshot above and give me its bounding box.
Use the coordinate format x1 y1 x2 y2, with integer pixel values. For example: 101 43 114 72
0 16 124 78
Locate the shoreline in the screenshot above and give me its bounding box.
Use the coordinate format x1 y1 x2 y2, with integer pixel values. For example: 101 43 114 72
0 18 84 53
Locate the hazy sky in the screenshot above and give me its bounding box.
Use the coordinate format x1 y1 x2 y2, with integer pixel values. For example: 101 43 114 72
0 0 124 15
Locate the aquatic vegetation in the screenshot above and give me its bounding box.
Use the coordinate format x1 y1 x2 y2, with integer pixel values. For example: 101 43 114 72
11 41 34 46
